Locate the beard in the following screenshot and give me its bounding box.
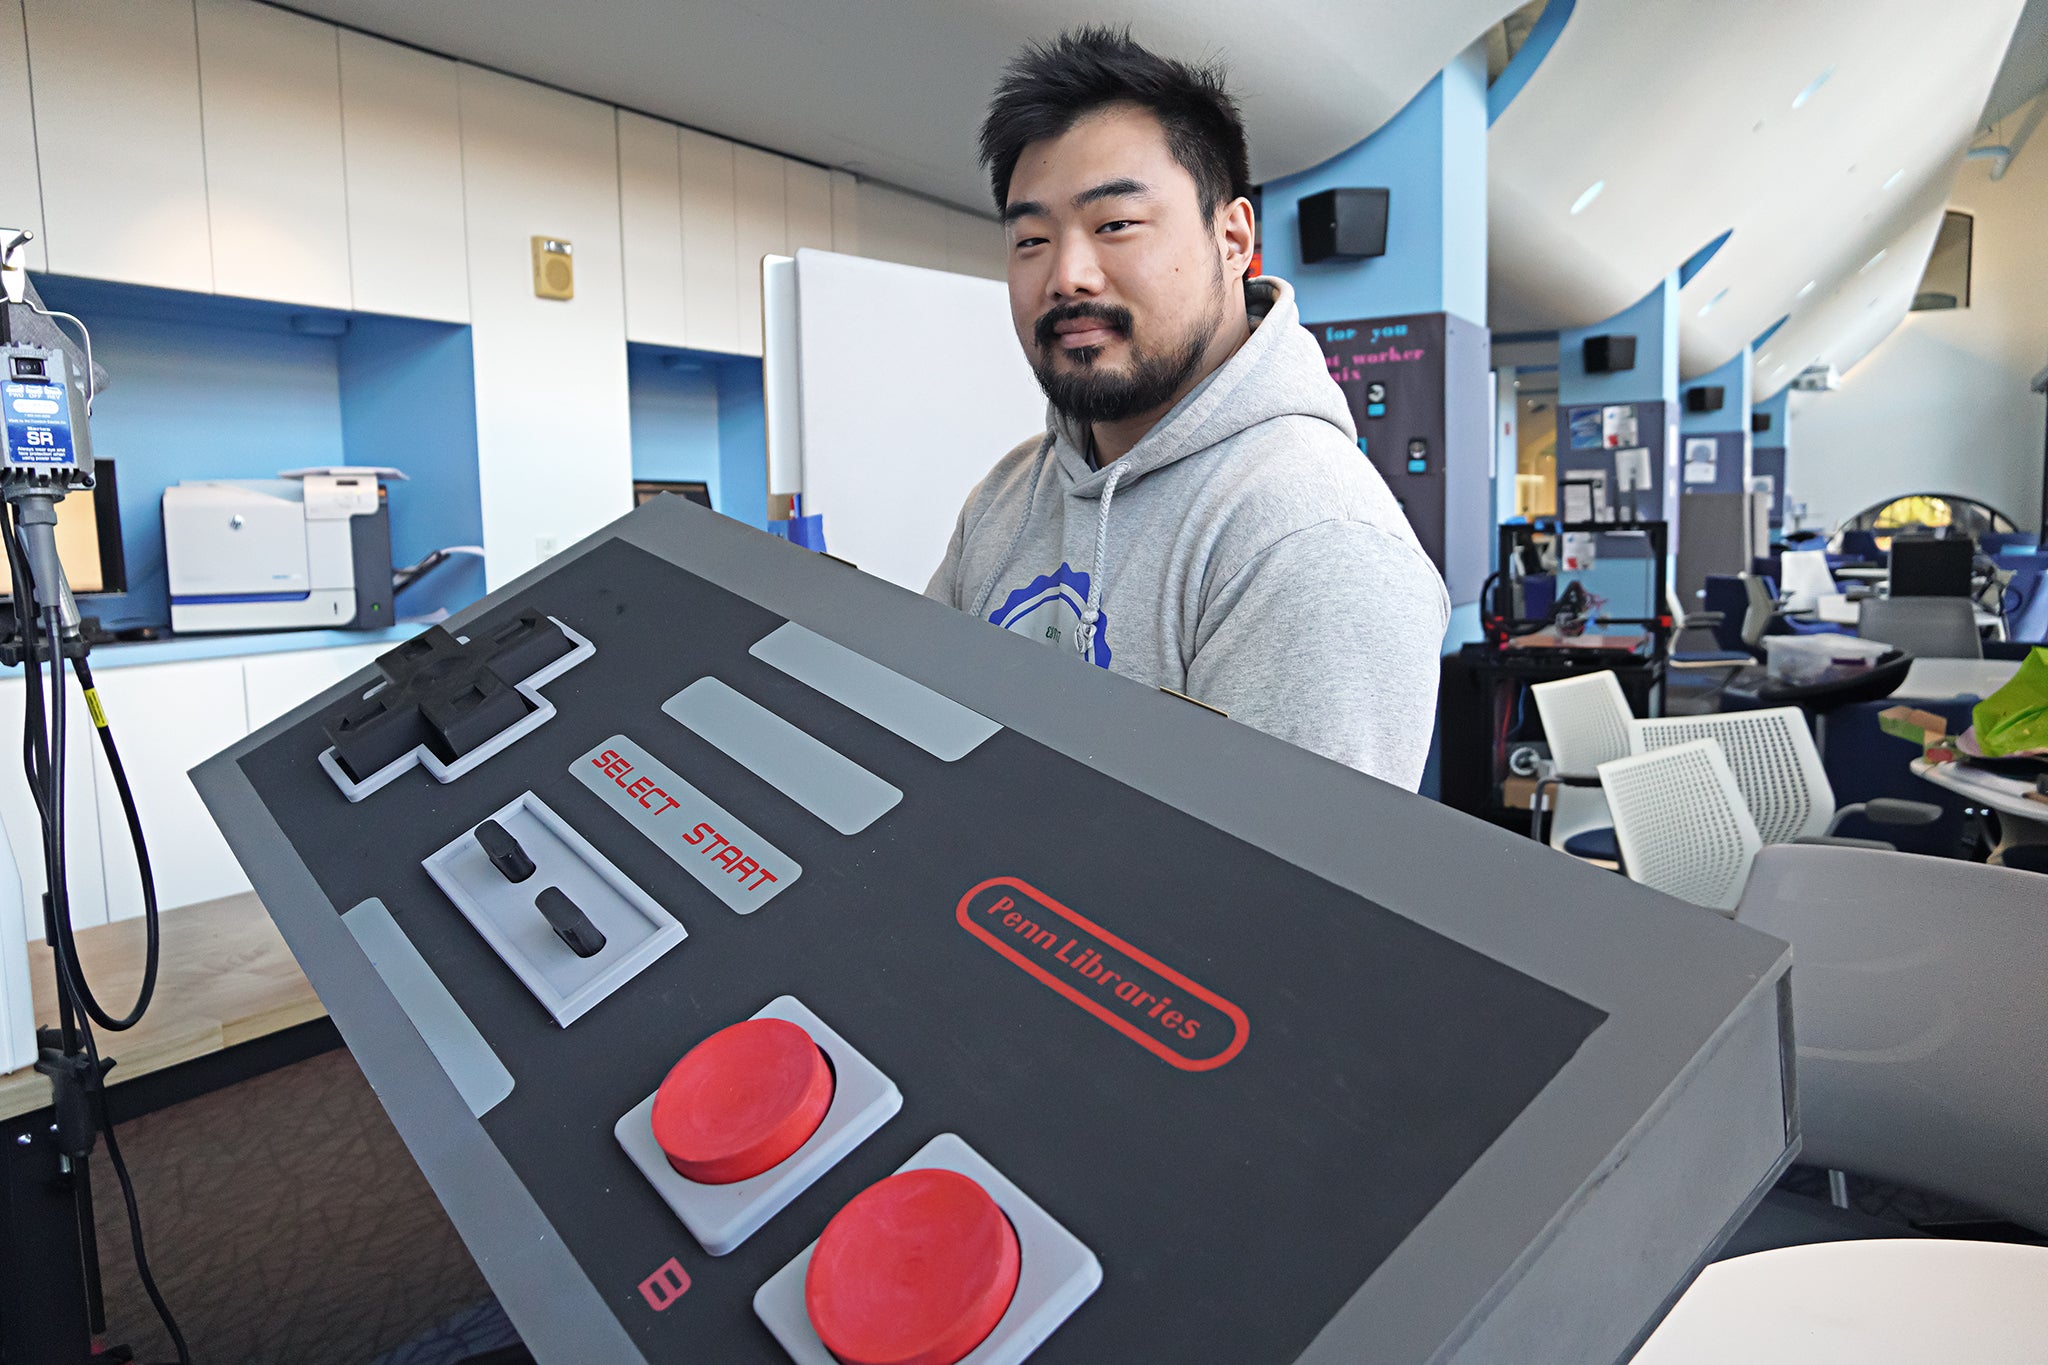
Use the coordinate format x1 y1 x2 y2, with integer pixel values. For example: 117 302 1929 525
1030 296 1222 426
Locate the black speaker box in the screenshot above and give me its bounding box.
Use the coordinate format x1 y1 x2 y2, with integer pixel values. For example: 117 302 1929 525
1750 412 1772 434
1684 386 1726 413
1582 335 1636 373
1297 187 1389 264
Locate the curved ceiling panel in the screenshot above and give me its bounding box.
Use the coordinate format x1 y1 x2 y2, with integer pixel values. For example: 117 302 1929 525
1489 0 2025 379
293 0 1520 213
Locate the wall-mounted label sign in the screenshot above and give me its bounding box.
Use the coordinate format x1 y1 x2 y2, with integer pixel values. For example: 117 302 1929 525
956 875 1249 1072
571 735 800 913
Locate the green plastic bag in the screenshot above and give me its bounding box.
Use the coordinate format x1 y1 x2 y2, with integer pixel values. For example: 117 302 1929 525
1973 647 2048 757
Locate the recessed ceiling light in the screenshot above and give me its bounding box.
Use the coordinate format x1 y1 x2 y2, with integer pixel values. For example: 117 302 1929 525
1698 287 1730 317
1883 168 1905 190
1860 250 1886 273
1570 181 1605 214
1792 66 1835 110
1796 280 1817 298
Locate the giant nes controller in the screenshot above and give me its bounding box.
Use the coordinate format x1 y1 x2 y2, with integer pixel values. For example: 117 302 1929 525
193 496 1795 1365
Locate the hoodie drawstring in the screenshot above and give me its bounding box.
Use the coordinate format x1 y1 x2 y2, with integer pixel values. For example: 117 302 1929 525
970 434 1055 619
1075 460 1124 660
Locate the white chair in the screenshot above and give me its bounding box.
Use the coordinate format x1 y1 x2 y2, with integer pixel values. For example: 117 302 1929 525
1528 671 1634 857
1735 845 2048 1235
1596 739 1762 913
1779 548 1839 613
1634 708 1940 848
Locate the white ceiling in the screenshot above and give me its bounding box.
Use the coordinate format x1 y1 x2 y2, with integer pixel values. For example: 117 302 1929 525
290 0 2030 397
287 0 1518 213
1488 0 2027 385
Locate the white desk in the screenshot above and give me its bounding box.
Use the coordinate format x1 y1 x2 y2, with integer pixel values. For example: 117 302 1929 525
1913 757 2048 865
1896 657 2020 700
1631 1239 2048 1364
1833 565 1891 582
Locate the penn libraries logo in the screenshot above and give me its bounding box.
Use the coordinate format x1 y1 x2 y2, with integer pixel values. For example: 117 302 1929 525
956 876 1248 1071
989 564 1112 668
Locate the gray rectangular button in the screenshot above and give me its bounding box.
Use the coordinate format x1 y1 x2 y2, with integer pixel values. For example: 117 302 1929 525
663 678 902 835
344 897 514 1116
750 623 999 761
571 735 801 913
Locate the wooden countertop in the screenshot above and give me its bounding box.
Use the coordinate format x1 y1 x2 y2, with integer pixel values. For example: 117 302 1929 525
0 893 324 1121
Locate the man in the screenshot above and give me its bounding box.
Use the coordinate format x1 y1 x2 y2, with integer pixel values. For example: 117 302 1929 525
926 28 1449 789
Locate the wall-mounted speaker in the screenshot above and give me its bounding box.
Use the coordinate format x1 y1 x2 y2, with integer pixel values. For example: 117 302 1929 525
531 235 575 301
1297 187 1389 265
1751 412 1772 434
1582 335 1636 373
1684 385 1726 413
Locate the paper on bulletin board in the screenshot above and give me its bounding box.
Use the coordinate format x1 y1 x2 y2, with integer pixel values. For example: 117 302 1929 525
1613 447 1652 493
1601 405 1638 448
1561 531 1597 571
1683 437 1719 484
1568 407 1604 450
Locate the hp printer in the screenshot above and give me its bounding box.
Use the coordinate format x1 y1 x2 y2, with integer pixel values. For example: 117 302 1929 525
163 466 401 634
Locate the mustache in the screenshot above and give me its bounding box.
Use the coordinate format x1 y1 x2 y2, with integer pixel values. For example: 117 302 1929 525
1034 301 1133 351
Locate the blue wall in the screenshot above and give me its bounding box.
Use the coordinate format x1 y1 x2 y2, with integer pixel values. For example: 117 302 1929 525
35 276 484 629
714 356 768 530
1558 274 1680 407
627 345 724 507
1260 43 1488 324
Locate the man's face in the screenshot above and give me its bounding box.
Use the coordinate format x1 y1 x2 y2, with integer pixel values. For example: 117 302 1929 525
1003 104 1246 426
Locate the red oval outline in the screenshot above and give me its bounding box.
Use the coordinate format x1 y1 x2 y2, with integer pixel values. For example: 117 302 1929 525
955 875 1250 1072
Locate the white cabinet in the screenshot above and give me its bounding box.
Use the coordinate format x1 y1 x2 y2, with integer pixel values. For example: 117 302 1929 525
243 644 383 732
619 110 687 348
784 160 833 257
733 146 787 356
860 183 950 272
830 169 860 255
679 128 740 354
92 659 250 922
946 206 1006 281
0 672 109 940
338 30 468 323
196 0 351 309
0 1 44 271
456 64 633 588
25 0 212 291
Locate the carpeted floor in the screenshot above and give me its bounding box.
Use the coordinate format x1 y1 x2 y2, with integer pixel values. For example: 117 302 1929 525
91 1045 503 1365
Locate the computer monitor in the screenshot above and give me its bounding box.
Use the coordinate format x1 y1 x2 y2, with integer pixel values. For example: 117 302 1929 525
0 458 127 602
1888 535 1974 597
633 479 712 511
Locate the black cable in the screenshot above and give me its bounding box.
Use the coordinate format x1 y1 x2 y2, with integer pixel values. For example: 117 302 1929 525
77 1015 191 1365
5 498 189 1361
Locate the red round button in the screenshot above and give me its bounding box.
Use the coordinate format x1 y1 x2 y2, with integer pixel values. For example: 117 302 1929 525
804 1168 1021 1365
650 1018 833 1184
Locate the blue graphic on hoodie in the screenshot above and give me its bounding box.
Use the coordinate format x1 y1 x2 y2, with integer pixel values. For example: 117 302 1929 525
989 563 1111 668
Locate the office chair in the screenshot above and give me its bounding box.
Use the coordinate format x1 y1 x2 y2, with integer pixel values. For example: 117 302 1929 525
1736 845 2048 1235
1778 549 1839 613
1856 596 1983 660
1597 739 1762 913
1527 671 1633 860
1634 708 1939 847
1838 529 1884 563
1738 573 1832 652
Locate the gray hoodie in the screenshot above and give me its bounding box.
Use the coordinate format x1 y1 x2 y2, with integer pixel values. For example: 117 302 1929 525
926 276 1450 790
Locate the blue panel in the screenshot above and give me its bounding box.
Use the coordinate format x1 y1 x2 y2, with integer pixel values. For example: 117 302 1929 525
35 275 484 631
714 356 768 530
37 277 347 629
1558 273 1679 407
1261 44 1487 324
1680 346 1751 435
627 344 723 506
1488 0 1577 126
1677 229 1733 288
1752 388 1791 438
339 314 484 621
1751 314 1789 350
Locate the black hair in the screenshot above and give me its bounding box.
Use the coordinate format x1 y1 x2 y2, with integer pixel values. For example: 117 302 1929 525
979 27 1252 220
